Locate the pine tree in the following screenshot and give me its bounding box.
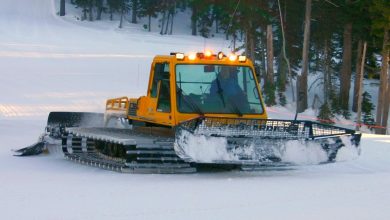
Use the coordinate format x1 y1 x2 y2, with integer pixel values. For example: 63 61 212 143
264 83 276 106
278 91 286 106
75 0 94 21
95 0 104 20
138 0 159 32
131 0 139 23
197 6 213 38
107 0 119 20
317 102 334 124
361 91 376 128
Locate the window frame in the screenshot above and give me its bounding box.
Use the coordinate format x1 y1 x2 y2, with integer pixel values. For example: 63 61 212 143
174 63 265 115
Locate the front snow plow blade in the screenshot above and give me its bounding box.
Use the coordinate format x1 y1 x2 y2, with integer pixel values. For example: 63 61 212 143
174 117 361 165
46 112 104 138
13 141 46 156
14 112 104 156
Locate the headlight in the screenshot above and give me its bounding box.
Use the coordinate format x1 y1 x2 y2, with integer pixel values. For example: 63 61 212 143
238 55 247 62
217 52 224 60
228 53 237 61
188 53 196 60
176 53 185 60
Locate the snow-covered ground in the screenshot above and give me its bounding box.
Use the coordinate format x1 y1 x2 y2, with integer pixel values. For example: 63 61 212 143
1 1 390 219
1 121 390 220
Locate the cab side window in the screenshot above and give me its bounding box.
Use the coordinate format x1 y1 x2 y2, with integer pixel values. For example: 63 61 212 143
157 80 171 112
150 62 171 113
151 63 170 98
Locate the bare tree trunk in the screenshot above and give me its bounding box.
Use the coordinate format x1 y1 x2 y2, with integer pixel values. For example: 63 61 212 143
249 32 255 60
297 0 311 113
131 0 138 23
277 54 287 92
88 5 93 21
164 12 170 34
339 22 353 111
148 15 151 32
169 11 174 35
244 30 250 58
356 41 367 131
248 21 255 60
60 0 65 16
82 8 87 21
244 29 249 54
244 22 255 60
277 0 294 102
215 17 219 33
383 62 390 134
160 10 166 35
376 29 389 134
265 24 276 105
258 34 266 82
353 40 363 112
96 7 102 20
261 39 267 82
191 7 197 36
266 25 274 88
119 10 124 28
323 39 331 102
233 33 237 51
96 0 103 20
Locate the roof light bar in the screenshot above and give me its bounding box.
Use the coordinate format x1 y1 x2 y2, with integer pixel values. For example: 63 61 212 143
174 51 243 61
228 53 237 61
188 53 196 60
238 55 247 62
217 52 224 60
175 53 185 60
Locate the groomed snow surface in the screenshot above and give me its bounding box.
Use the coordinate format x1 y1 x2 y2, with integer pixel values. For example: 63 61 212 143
1 1 390 220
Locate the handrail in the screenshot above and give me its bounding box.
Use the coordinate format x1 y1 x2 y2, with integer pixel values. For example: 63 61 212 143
105 96 129 111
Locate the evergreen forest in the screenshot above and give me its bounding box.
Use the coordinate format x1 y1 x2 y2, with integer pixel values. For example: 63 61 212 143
63 0 390 134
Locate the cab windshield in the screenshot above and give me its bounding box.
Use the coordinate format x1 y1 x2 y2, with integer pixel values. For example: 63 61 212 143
175 64 264 114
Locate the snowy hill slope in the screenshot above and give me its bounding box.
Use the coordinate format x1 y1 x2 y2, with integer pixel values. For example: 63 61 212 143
0 1 390 220
0 0 226 120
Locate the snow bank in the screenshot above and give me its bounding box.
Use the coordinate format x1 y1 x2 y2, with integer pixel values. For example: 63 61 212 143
335 136 360 162
175 128 360 166
174 129 237 163
281 140 329 164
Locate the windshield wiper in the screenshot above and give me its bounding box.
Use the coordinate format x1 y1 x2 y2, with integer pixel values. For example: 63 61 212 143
215 75 242 116
177 72 203 115
215 77 226 108
177 88 204 115
228 100 243 117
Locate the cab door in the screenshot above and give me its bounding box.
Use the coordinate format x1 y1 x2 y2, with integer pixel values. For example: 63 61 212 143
146 62 173 126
